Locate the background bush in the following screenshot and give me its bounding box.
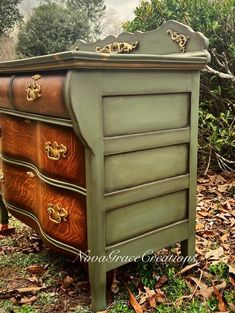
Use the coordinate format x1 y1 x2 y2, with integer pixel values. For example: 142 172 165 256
123 0 235 173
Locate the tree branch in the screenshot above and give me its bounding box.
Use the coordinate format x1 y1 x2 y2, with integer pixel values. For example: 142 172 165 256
203 65 235 83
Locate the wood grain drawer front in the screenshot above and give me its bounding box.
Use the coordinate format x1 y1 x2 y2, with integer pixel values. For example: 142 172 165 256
0 76 13 109
103 93 190 136
105 144 188 192
106 190 188 245
1 114 85 187
11 73 69 118
2 162 87 250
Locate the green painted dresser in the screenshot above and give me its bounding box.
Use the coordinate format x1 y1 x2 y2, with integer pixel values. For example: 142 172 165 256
0 20 210 311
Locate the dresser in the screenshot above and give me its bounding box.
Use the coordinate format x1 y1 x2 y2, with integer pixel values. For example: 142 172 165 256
0 20 210 311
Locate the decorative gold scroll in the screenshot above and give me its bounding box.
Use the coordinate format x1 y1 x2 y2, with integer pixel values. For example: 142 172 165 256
167 30 190 53
96 41 138 54
47 203 68 224
25 74 42 101
44 141 68 161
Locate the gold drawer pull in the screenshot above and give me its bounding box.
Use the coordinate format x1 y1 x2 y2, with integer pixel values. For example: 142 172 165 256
45 141 68 161
47 203 68 224
25 74 42 102
0 171 4 183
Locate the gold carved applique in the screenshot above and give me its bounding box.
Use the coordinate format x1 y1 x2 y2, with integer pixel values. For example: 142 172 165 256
96 41 138 54
167 30 190 53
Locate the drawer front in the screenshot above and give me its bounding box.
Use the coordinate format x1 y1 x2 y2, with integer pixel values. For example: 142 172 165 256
0 76 13 109
106 190 188 245
0 114 85 187
105 144 188 192
0 73 69 118
1 161 87 250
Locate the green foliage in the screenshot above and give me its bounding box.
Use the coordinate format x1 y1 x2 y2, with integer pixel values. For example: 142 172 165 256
123 0 235 172
109 300 134 313
208 262 229 279
156 300 208 313
67 0 106 38
198 109 235 171
207 296 218 311
0 0 22 35
17 2 90 57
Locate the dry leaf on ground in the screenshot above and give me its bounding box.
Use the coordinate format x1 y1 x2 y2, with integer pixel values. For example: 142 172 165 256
128 288 143 313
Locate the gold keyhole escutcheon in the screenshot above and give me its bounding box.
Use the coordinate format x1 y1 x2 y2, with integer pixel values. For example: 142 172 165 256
25 74 42 102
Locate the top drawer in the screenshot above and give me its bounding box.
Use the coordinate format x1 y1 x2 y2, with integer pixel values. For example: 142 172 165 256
0 73 69 118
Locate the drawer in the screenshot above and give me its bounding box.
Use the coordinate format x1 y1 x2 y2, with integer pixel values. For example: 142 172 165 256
0 114 85 187
106 190 188 245
1 161 87 250
0 73 69 118
0 76 13 109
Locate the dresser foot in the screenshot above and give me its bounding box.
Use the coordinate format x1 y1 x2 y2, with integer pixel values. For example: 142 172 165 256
0 196 8 225
89 262 107 312
181 237 196 264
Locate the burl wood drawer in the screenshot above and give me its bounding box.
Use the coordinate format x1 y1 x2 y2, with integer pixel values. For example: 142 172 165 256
0 114 85 187
2 161 87 250
0 73 69 118
0 76 12 109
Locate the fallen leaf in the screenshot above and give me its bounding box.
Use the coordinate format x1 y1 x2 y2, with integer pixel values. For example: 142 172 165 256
229 274 235 287
212 283 227 311
26 265 44 275
195 281 226 300
155 289 167 303
221 234 228 243
144 287 156 308
176 262 199 276
155 275 168 288
228 303 235 312
196 223 204 231
62 276 74 289
205 247 224 260
128 288 143 313
19 295 37 304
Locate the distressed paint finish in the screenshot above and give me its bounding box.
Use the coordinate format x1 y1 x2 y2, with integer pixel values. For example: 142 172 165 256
0 20 210 312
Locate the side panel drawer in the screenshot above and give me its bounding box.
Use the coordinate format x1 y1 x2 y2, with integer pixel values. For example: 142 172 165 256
105 144 188 192
103 93 190 136
106 190 188 245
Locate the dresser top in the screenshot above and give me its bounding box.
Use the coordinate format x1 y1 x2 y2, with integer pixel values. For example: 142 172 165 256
0 20 210 73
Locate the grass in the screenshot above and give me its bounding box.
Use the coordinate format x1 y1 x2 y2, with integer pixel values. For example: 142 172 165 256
0 213 234 313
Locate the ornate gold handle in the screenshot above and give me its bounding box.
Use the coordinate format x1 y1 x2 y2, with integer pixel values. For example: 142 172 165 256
47 203 68 224
44 141 68 161
25 74 42 102
0 171 4 183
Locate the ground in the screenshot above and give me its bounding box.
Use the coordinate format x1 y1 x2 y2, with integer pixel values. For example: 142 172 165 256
0 171 234 313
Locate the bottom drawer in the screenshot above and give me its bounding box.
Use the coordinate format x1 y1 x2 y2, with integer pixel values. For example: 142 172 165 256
1 161 87 252
106 190 188 245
